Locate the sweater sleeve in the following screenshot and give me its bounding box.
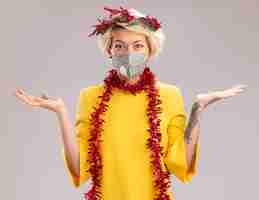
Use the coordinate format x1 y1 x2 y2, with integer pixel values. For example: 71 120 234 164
163 86 200 183
61 86 96 188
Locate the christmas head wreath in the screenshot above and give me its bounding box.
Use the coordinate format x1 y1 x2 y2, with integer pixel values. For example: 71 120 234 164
88 6 162 37
83 6 172 200
88 6 165 58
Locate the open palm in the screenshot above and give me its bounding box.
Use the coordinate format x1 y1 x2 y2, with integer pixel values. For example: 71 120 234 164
195 84 248 112
14 88 65 113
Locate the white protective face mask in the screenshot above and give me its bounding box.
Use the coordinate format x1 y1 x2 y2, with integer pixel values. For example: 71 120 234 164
110 52 148 80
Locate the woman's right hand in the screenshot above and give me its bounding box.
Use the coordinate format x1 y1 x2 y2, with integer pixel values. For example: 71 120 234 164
14 88 66 113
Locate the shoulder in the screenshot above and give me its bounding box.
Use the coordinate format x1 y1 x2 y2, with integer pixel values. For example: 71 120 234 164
79 82 104 97
76 83 104 108
157 81 183 97
157 81 186 114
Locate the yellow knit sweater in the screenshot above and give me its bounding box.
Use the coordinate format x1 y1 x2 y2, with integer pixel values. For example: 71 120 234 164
62 81 200 200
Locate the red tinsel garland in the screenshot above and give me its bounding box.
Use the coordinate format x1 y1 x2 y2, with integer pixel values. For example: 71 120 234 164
84 66 171 200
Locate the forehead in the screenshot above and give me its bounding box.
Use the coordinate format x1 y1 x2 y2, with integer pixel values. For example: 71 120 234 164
111 29 147 43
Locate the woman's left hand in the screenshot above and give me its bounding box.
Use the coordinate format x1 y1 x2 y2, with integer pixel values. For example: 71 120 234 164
195 84 248 112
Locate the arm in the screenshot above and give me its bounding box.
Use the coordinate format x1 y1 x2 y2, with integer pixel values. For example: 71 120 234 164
184 101 201 171
164 84 246 183
184 83 248 170
57 107 80 177
61 86 98 188
14 86 96 188
163 86 200 183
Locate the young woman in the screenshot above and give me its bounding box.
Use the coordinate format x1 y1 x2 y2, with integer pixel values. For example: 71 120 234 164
14 6 247 200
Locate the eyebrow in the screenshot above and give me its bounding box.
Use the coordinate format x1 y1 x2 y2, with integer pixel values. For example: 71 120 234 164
113 39 144 44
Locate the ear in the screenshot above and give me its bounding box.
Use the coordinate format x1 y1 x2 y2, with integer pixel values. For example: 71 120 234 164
106 37 113 58
106 46 112 58
145 36 152 60
146 45 152 61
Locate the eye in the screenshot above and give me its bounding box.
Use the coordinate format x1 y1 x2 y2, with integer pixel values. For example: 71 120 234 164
135 44 144 49
114 44 123 49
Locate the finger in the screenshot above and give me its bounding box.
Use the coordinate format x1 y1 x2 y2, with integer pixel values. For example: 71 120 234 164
15 89 31 101
207 97 223 105
229 85 248 93
17 93 39 106
233 90 244 94
41 91 56 99
26 95 38 102
15 89 45 107
224 85 247 94
41 94 49 100
14 89 25 97
41 93 55 100
15 92 31 104
222 91 243 98
17 88 29 96
15 88 25 95
34 97 45 102
232 84 248 89
225 88 245 96
16 95 40 107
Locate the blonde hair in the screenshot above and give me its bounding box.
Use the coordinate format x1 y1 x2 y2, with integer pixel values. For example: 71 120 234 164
96 9 166 59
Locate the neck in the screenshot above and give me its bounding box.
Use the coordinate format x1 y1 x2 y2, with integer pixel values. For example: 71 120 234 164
118 73 141 84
